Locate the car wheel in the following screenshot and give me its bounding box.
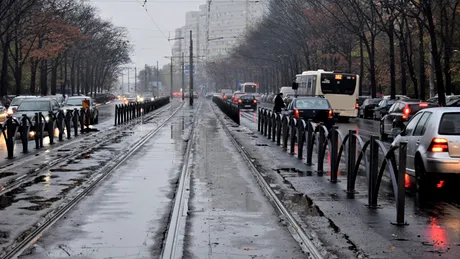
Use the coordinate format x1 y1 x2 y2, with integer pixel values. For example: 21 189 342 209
380 122 388 141
415 156 429 198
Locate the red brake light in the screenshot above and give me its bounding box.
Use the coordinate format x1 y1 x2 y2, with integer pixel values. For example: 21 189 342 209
238 99 242 103
294 109 300 119
429 138 449 152
402 105 410 119
328 109 333 119
253 99 257 103
355 103 359 109
419 103 428 107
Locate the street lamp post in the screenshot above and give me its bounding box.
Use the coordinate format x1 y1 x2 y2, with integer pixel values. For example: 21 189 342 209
189 30 194 106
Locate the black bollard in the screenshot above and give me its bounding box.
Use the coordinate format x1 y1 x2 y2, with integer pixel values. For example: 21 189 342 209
317 123 325 176
368 135 379 209
330 126 339 183
80 108 85 133
306 120 313 166
21 115 30 153
34 113 40 149
65 110 72 139
38 112 44 148
346 130 357 197
47 112 55 144
73 109 79 137
5 117 17 159
114 105 118 126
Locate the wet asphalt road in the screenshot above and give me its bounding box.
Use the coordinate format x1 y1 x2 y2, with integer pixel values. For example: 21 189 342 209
0 102 117 167
237 102 460 258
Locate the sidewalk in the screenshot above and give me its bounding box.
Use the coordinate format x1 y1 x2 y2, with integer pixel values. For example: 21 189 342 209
183 101 306 258
217 102 460 258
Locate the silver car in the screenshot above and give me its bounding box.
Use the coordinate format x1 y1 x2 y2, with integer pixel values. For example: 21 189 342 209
392 107 460 193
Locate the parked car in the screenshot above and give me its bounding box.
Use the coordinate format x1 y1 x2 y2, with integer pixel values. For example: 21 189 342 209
62 96 99 124
391 107 460 194
380 100 437 140
7 96 40 115
373 99 396 120
358 98 381 119
282 96 335 129
13 98 61 131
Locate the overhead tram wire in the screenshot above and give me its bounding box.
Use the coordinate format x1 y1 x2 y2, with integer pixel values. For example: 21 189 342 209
133 0 169 42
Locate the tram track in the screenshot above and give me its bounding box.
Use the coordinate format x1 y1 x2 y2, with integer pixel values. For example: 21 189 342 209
210 101 324 259
160 101 201 259
0 102 176 198
1 101 184 259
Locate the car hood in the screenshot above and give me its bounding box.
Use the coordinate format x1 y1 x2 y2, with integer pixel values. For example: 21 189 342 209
61 105 82 111
13 110 51 120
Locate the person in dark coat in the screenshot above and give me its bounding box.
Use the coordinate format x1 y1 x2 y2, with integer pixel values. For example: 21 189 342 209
273 93 285 113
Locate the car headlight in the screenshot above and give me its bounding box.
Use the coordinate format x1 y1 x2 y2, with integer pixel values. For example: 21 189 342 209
140 98 144 102
151 97 154 101
45 115 51 122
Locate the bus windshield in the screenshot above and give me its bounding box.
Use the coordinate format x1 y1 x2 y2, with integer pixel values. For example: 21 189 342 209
320 73 357 95
244 84 257 94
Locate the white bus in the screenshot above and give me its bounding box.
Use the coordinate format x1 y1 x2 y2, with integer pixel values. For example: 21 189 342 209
295 69 359 119
241 82 259 94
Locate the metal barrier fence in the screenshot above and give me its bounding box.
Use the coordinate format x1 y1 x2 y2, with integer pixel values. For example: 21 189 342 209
257 107 408 226
114 97 170 126
1 108 91 159
212 96 240 125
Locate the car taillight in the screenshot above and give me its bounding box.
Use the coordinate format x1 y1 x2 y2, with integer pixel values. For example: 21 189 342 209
223 96 227 99
253 99 257 103
402 104 410 120
328 109 333 119
294 109 300 119
355 103 359 109
238 99 242 103
419 103 428 107
429 138 449 152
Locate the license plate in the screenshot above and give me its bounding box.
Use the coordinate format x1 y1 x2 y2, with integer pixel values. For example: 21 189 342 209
245 105 251 107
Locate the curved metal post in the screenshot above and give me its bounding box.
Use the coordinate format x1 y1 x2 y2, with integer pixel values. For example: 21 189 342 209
20 115 30 153
73 109 79 137
330 126 339 183
271 114 276 142
65 110 72 139
395 141 407 226
290 119 296 155
276 115 282 146
306 120 314 166
267 111 272 139
347 130 357 196
369 135 379 209
282 117 289 151
317 122 325 175
258 108 261 132
297 120 305 159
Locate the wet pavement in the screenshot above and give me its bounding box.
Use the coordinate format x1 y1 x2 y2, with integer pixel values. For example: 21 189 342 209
0 100 182 256
183 101 306 258
20 103 195 258
235 102 460 258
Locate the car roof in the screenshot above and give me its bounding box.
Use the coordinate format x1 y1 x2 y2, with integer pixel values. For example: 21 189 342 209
418 107 460 113
22 97 53 102
68 96 91 99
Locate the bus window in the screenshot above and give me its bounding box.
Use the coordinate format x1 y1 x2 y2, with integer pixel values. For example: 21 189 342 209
320 74 356 95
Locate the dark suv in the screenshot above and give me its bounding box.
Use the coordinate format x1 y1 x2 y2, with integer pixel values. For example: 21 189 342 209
380 100 437 140
237 95 257 111
283 96 335 129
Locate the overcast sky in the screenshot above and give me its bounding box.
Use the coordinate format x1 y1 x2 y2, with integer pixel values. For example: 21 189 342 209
89 0 205 69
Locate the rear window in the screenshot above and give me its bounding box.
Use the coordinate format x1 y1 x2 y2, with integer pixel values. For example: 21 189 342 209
408 103 436 114
295 99 330 109
369 99 381 104
240 95 255 100
320 73 357 95
439 113 460 135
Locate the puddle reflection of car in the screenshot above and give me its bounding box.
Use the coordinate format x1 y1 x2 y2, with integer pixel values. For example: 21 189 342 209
237 95 257 111
62 96 99 124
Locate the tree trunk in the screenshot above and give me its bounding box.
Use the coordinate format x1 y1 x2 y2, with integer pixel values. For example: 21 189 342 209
389 22 396 99
40 60 48 95
70 60 76 95
419 21 426 101
0 36 9 97
399 37 407 96
30 60 38 95
50 60 58 95
359 38 363 96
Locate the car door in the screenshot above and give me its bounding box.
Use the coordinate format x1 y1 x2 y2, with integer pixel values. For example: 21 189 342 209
398 112 424 171
408 112 432 171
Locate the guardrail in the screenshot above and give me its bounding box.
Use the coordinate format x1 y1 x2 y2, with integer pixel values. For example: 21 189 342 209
256 107 409 226
1 108 91 159
212 96 240 125
114 97 170 126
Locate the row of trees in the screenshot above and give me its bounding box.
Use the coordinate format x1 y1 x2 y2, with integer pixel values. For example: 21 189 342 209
208 0 460 106
0 0 131 100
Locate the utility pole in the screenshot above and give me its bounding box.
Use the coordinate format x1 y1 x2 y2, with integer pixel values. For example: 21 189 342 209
189 30 193 106
134 67 137 94
182 52 185 101
170 57 173 98
144 65 147 94
156 61 159 97
128 68 130 93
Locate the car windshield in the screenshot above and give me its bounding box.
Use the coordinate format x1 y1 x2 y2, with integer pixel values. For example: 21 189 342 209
295 99 329 109
439 113 460 135
143 93 153 97
65 98 86 106
10 98 26 106
18 101 50 111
